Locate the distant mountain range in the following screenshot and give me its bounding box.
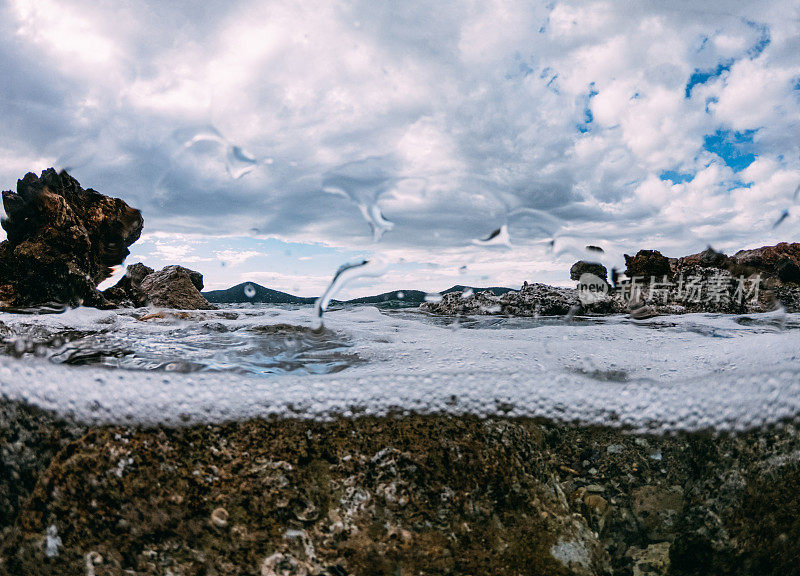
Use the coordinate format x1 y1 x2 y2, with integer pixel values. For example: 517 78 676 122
202 282 515 307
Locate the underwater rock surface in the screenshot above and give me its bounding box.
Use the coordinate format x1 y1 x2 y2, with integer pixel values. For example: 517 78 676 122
0 169 143 309
1 405 800 575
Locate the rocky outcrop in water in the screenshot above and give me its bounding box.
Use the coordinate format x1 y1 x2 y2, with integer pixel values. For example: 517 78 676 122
0 169 143 308
105 264 216 310
140 265 215 310
421 282 593 316
421 282 625 316
1 404 799 575
423 243 800 317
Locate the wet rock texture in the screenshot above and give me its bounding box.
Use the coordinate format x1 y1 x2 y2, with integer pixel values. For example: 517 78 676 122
570 261 609 282
104 264 215 310
0 169 143 308
1 408 800 575
140 265 214 310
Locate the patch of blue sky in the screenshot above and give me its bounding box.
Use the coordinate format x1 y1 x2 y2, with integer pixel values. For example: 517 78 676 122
702 129 758 172
685 61 732 98
745 21 771 59
577 83 598 133
659 170 695 184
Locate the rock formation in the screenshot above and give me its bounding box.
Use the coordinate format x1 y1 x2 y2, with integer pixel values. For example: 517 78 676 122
570 261 608 282
421 282 601 316
140 265 215 310
101 262 153 307
423 243 800 317
624 249 672 279
0 169 143 308
105 263 215 310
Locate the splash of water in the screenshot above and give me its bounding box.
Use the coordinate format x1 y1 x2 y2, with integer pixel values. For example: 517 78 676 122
312 258 389 330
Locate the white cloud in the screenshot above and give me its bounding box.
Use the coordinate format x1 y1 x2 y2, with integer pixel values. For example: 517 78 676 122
1 0 799 294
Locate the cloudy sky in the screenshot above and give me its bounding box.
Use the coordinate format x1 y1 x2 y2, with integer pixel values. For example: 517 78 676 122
1 0 799 297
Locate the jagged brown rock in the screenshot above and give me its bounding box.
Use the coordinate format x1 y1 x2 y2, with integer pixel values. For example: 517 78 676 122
139 265 216 310
102 262 154 307
730 242 800 280
570 261 608 282
624 250 672 280
0 169 143 308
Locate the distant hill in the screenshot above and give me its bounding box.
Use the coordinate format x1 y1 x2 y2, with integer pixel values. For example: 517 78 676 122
440 285 514 297
203 282 315 304
202 282 516 306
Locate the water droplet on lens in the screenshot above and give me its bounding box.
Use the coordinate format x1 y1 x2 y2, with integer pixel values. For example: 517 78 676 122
424 293 443 303
244 283 257 298
773 209 789 229
473 224 511 247
322 156 399 242
225 145 258 179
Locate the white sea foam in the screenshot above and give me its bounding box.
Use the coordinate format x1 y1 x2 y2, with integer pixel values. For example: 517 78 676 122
0 305 799 432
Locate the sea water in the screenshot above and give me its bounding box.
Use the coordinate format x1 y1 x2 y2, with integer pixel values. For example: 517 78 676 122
0 304 798 432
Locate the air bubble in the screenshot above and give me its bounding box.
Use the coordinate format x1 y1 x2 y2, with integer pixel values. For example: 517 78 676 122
244 284 257 298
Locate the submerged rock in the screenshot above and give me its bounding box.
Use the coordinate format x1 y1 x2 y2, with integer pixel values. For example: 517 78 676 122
2 409 800 575
139 265 216 310
0 169 143 308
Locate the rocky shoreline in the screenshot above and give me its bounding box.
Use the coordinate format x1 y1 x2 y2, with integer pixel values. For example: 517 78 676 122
422 246 800 317
1 402 799 575
2 169 798 318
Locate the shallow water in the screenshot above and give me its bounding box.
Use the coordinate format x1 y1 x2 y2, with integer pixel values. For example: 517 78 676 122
0 304 798 431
